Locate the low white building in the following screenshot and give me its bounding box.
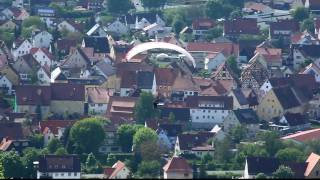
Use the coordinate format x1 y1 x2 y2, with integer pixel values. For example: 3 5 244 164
105 19 128 35
11 39 32 60
32 30 53 48
86 87 111 115
0 75 13 95
185 96 233 127
35 155 81 179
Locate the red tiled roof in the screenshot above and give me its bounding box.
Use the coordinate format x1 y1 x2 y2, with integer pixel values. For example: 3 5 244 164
39 120 76 135
154 67 177 86
305 152 320 176
281 128 320 143
163 156 193 172
0 138 12 151
255 47 282 63
109 161 126 178
186 42 239 57
192 18 215 30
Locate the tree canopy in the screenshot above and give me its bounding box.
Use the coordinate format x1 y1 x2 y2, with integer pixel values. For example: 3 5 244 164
117 124 144 152
69 118 106 153
134 92 159 124
107 0 133 14
291 7 309 22
133 127 158 151
272 165 294 179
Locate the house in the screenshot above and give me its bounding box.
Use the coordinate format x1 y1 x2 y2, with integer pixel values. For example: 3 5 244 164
61 47 91 70
281 128 320 143
254 46 282 67
240 60 270 89
37 7 56 28
84 0 104 11
50 83 85 116
158 35 182 47
175 131 215 158
11 38 32 60
106 96 138 121
12 0 29 8
93 58 115 79
0 64 20 87
211 63 238 87
228 89 250 110
243 156 307 179
58 20 84 33
0 75 13 95
305 152 320 178
259 74 318 97
154 67 177 98
185 95 233 128
37 65 51 85
270 112 310 133
105 19 129 36
82 36 110 57
0 138 30 153
35 155 81 179
119 71 157 97
143 23 165 37
204 52 227 72
104 161 131 179
86 87 111 115
186 42 239 67
2 7 29 20
56 38 77 58
223 18 259 39
0 20 16 30
269 19 300 41
30 48 53 67
300 63 320 82
304 0 320 13
12 54 40 83
119 12 165 30
192 18 215 39
223 109 260 137
31 30 53 49
163 156 193 179
39 120 75 146
257 85 311 121
14 85 51 119
99 121 122 154
86 23 108 37
171 75 201 101
290 44 320 70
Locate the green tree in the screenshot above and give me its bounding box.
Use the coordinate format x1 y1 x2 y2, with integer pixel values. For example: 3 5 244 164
256 173 268 179
230 124 247 144
205 26 223 41
272 165 294 179
141 0 167 9
134 92 159 124
172 15 185 35
117 124 144 152
55 147 68 155
259 131 283 157
47 138 62 154
291 7 309 22
275 148 305 162
0 30 14 46
139 140 164 161
21 147 40 178
22 16 44 29
69 118 106 154
301 18 315 32
137 160 161 178
28 133 44 149
0 151 23 178
226 55 241 77
214 136 232 163
107 0 133 14
205 0 224 19
86 153 97 168
133 128 158 151
230 9 243 19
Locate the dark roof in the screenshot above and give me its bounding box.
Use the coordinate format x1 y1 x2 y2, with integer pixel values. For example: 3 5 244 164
246 156 307 178
233 109 259 124
295 44 320 58
185 96 233 109
15 85 51 106
158 123 183 137
274 113 308 127
232 89 249 105
38 155 81 173
177 132 215 151
160 107 190 122
224 18 259 36
154 67 177 86
116 62 154 77
192 18 215 30
270 19 299 36
137 71 154 89
51 83 85 101
83 37 110 53
273 86 302 109
308 0 320 11
57 39 77 51
0 122 24 140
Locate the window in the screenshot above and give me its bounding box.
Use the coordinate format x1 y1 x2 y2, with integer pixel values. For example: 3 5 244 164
68 173 71 176
184 173 189 177
74 173 77 176
203 116 205 119
316 171 319 176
